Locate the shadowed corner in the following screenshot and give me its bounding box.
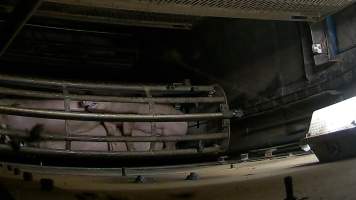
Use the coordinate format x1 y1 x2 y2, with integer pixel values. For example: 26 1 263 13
0 184 15 200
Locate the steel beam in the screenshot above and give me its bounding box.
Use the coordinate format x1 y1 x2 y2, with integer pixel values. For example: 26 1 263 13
0 74 214 92
0 128 229 142
0 144 222 157
0 86 225 104
0 105 233 122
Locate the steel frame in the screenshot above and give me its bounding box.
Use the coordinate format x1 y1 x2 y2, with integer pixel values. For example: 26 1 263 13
0 74 232 158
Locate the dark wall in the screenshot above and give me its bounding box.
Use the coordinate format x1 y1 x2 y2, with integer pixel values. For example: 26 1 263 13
0 16 309 96
335 5 356 53
227 4 356 154
180 19 306 107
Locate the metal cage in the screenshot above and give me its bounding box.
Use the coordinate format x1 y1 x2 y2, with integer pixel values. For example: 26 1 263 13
0 74 232 160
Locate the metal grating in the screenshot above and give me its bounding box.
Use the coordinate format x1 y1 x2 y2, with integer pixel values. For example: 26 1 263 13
46 0 356 21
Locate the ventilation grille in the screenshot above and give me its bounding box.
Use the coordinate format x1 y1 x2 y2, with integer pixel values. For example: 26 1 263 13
47 0 356 21
141 0 346 10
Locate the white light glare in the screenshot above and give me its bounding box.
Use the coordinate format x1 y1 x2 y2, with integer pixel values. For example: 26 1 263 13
308 97 356 137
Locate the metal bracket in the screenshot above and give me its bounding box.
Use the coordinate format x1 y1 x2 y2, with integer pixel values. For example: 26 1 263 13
310 22 330 66
309 16 339 66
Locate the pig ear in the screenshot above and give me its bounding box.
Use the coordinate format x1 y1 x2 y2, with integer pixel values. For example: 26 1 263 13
81 101 98 109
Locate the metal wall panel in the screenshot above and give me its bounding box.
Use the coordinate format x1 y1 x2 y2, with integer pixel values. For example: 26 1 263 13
46 0 356 21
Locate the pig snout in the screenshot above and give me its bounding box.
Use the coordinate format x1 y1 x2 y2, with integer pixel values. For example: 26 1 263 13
80 101 98 111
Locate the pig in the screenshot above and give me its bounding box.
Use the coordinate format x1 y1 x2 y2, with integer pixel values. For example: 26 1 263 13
0 100 188 152
0 99 127 151
83 102 188 151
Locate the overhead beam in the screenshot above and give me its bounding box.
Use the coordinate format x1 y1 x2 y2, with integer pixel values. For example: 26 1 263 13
0 0 43 56
35 10 193 30
45 0 354 21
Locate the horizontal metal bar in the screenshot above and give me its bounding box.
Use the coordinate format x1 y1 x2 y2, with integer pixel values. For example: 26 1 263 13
0 86 225 103
0 105 232 122
26 22 133 37
0 74 214 92
248 142 301 153
0 144 222 157
36 10 193 30
0 128 228 142
0 19 131 37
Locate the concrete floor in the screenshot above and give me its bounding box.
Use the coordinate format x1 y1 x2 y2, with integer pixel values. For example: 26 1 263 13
1 154 355 200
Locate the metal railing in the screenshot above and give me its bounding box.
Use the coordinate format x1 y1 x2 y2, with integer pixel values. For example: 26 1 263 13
0 74 232 158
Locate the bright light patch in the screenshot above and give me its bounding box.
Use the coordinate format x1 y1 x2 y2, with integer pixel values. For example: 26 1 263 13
300 144 311 152
308 97 356 137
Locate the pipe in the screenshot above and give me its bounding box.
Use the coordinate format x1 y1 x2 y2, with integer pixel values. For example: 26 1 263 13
245 115 311 135
0 74 214 92
0 129 229 142
0 105 233 122
325 16 339 58
0 145 222 157
0 86 225 104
